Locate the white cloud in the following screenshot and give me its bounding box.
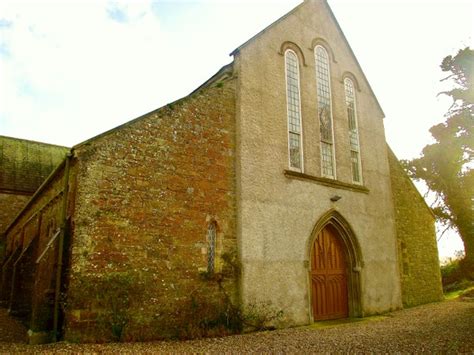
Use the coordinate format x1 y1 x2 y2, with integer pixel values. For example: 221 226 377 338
0 0 180 145
0 0 302 145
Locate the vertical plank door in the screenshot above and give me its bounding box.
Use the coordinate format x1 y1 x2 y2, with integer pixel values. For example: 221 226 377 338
311 225 348 320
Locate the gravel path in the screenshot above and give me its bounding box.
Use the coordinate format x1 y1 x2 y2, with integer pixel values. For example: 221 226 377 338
0 309 28 344
0 299 472 353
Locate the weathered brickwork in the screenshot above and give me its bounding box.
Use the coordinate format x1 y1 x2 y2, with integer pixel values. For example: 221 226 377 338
388 149 443 307
64 75 238 341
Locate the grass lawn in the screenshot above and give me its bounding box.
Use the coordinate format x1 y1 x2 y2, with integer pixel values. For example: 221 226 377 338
444 285 474 300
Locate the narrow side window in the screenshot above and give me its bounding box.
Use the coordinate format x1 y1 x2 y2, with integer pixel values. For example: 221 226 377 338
344 78 362 184
207 222 217 273
285 49 303 171
315 45 335 178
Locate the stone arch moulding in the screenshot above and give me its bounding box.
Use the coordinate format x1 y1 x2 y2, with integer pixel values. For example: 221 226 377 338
342 71 362 92
306 209 363 320
279 41 307 66
310 38 337 63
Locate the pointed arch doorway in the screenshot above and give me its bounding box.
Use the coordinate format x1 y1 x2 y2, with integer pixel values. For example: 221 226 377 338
309 210 362 321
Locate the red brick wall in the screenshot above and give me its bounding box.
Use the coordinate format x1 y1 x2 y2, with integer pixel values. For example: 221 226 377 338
65 76 238 341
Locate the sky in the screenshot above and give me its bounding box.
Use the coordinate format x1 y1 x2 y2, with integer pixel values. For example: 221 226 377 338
0 0 472 259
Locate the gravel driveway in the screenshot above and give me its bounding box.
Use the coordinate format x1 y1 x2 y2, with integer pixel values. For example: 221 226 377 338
0 299 472 353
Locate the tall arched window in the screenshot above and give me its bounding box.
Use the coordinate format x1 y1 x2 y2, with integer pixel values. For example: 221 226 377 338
315 45 335 178
207 222 217 273
344 78 362 184
285 49 303 171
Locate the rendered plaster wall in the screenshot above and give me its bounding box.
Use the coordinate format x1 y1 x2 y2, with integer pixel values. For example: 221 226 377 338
388 149 443 307
234 0 402 325
65 78 238 342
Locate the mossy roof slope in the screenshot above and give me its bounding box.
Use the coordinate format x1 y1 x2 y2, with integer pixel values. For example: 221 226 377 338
0 135 69 194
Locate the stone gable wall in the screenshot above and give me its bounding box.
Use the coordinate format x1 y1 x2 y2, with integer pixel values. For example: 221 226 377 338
235 0 402 324
65 77 238 342
388 149 443 307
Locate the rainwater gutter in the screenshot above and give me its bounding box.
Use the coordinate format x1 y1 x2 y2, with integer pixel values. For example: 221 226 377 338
52 151 72 342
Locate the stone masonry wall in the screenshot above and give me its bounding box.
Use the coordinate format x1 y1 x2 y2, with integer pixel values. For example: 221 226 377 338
388 148 443 307
65 75 237 342
1 157 77 338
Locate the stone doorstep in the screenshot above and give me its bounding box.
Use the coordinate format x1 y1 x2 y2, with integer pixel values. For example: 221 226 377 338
308 315 389 330
28 329 51 345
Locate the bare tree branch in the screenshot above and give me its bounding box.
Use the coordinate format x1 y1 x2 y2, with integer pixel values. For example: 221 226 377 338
437 224 452 242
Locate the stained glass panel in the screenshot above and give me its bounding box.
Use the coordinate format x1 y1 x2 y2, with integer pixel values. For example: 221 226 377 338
315 46 335 178
286 50 303 170
344 78 362 183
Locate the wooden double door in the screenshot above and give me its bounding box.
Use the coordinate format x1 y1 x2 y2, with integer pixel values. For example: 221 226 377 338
311 225 348 320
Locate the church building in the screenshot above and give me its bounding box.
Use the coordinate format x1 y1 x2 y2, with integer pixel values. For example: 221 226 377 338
0 0 442 343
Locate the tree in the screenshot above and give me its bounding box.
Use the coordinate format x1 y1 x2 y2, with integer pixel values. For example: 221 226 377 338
403 47 473 274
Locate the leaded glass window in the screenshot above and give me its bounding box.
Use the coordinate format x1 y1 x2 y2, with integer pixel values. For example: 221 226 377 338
285 50 303 171
315 45 335 178
207 222 217 273
344 78 362 184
